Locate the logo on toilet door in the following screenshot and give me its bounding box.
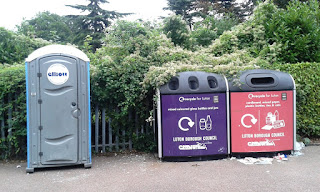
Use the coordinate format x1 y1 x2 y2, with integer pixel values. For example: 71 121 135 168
47 64 69 85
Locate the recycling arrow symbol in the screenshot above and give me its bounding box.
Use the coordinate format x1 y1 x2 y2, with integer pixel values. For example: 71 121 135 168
241 114 258 128
178 117 195 131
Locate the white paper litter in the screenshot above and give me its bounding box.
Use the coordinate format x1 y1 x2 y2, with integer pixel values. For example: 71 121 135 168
237 157 273 165
292 151 304 156
295 142 305 151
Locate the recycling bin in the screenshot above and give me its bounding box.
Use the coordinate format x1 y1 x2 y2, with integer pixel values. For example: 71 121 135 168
157 71 229 160
229 69 296 155
25 45 91 173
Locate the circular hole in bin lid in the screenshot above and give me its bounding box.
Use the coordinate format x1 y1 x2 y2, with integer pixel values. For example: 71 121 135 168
207 76 218 89
168 77 179 90
188 76 199 90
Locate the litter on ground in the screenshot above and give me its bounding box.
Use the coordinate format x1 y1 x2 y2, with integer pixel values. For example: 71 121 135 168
236 141 305 165
237 157 273 165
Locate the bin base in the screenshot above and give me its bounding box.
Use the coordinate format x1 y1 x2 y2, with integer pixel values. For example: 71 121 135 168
231 150 292 158
84 163 92 169
161 154 228 162
26 167 34 173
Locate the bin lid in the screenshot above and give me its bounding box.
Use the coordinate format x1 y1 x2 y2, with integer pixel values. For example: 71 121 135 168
160 71 227 94
26 45 90 62
229 69 295 92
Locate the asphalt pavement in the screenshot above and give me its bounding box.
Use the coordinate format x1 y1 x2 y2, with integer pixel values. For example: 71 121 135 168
0 146 319 192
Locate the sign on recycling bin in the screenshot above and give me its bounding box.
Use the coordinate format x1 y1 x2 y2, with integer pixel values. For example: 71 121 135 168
231 90 294 152
161 93 227 157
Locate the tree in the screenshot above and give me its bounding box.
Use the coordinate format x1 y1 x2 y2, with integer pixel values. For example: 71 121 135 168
66 0 130 51
217 0 243 16
164 0 196 28
165 0 252 24
193 0 215 18
191 15 239 47
163 15 191 48
17 12 73 44
0 27 49 64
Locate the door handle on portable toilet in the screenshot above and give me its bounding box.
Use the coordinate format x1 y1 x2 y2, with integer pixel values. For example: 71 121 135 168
72 109 81 118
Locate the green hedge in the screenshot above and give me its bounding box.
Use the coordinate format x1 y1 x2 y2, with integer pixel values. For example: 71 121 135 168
263 62 320 137
0 64 26 159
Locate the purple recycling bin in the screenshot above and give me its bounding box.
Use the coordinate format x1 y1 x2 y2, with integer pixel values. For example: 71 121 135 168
157 71 230 161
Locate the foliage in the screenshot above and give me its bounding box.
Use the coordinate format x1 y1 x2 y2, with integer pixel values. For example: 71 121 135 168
141 49 263 91
0 64 26 159
91 20 172 106
213 0 244 18
191 15 239 47
262 0 320 63
262 63 320 137
17 11 73 44
256 0 309 9
162 14 239 49
164 0 196 27
165 0 250 24
132 133 157 152
89 21 173 151
202 0 320 63
66 0 130 50
162 15 191 49
0 27 50 64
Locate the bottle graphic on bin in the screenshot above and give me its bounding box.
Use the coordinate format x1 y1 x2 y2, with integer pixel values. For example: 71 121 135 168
206 115 212 131
199 115 212 131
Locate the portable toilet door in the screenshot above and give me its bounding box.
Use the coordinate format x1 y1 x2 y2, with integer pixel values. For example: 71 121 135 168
25 45 91 173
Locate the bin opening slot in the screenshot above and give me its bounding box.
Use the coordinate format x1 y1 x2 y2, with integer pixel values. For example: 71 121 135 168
207 76 218 89
188 76 199 90
251 77 274 85
168 77 179 90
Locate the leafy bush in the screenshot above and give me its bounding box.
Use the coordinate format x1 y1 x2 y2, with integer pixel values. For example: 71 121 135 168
191 15 239 47
162 15 191 49
17 11 73 44
90 21 174 151
0 64 26 159
0 27 50 64
262 0 320 63
204 0 320 64
262 63 320 137
132 133 157 152
91 21 172 106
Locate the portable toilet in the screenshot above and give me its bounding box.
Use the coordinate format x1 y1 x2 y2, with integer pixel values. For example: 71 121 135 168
25 45 91 173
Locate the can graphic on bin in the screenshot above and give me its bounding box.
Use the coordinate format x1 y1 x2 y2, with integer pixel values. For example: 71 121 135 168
229 69 296 154
157 71 230 160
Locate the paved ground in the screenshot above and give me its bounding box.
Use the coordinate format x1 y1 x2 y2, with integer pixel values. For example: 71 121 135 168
1 146 319 192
